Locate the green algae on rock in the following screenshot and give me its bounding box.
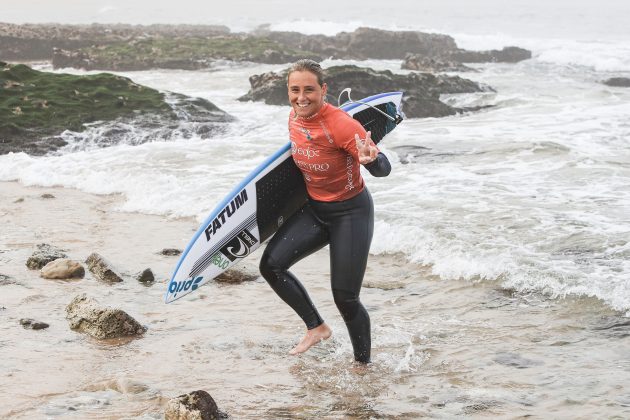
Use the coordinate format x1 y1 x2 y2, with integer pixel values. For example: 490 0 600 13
0 62 232 155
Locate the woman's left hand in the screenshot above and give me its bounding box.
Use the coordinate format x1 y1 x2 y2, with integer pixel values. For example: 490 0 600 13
355 131 378 164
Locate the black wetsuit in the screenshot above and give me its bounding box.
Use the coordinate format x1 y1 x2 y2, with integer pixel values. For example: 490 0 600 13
260 153 391 363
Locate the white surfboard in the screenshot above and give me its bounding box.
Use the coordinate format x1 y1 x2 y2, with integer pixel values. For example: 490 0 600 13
165 91 404 303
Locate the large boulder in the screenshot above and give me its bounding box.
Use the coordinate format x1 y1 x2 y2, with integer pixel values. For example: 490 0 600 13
65 294 146 339
165 390 221 420
41 258 85 279
239 65 493 118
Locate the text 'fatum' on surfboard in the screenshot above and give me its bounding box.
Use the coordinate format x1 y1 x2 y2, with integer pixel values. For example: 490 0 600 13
204 189 249 241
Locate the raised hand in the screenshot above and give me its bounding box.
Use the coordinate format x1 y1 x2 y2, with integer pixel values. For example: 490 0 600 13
355 131 378 164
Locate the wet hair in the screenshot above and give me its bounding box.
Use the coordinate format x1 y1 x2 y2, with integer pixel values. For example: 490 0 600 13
287 59 325 87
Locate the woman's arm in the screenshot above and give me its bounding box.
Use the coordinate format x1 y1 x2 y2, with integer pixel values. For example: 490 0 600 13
363 152 391 177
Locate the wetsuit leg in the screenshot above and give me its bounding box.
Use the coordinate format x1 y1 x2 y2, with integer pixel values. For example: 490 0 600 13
259 204 329 329
311 189 374 363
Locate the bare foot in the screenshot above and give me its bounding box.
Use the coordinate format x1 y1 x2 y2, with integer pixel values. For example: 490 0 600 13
289 323 332 355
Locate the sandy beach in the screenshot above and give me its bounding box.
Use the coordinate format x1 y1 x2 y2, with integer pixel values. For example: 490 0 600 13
1 180 629 418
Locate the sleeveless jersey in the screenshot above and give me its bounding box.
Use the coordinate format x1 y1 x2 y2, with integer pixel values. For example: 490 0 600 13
289 103 377 202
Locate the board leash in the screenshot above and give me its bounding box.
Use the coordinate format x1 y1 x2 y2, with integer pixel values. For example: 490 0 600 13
337 88 404 125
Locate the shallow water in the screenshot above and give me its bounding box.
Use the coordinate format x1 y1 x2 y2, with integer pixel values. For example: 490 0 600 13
1 182 629 418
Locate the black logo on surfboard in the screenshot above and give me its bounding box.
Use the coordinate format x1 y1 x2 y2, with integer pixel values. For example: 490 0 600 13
220 229 258 261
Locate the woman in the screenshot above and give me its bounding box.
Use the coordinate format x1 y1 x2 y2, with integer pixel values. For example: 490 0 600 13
259 59 391 363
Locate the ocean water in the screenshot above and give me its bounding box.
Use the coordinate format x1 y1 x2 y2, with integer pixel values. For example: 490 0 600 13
2 3 630 418
2 21 629 315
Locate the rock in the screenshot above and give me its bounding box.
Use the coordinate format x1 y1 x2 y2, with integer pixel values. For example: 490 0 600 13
26 243 68 270
160 248 182 256
450 46 531 63
19 318 50 330
1 274 16 286
215 265 259 284
136 268 155 283
402 53 476 73
165 390 220 420
85 252 124 283
0 22 230 61
603 77 630 87
65 293 147 339
239 65 492 119
41 258 85 279
0 62 234 156
265 27 459 60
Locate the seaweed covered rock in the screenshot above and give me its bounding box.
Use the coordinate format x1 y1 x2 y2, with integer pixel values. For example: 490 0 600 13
0 62 233 155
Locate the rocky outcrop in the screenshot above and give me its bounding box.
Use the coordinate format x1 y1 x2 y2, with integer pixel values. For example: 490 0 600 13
449 46 532 63
52 36 322 71
262 27 459 60
603 77 630 87
0 22 229 61
41 258 85 279
26 243 68 270
165 390 221 420
65 294 146 339
0 62 234 156
239 65 493 118
402 53 476 72
3 23 531 70
85 253 124 283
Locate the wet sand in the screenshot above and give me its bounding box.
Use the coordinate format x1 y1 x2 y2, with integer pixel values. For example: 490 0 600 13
1 180 629 419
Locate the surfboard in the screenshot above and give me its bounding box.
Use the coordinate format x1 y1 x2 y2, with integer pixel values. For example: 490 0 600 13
165 91 404 303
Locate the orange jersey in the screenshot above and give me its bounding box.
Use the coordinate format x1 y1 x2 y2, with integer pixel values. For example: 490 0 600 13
289 103 376 202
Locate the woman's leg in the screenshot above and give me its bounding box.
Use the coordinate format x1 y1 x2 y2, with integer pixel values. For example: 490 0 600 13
259 204 329 330
322 189 374 363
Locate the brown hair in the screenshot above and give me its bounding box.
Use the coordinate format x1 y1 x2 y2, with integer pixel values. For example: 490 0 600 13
287 59 325 86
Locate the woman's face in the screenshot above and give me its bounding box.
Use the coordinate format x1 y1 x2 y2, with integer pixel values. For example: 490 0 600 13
287 70 327 118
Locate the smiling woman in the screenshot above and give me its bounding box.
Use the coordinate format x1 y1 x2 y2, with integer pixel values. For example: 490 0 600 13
259 59 393 364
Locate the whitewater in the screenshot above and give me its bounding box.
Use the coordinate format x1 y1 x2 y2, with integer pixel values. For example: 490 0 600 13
2 24 629 314
2 2 630 417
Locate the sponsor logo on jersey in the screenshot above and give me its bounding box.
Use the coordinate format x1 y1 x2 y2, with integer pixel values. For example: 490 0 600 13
291 141 319 159
168 276 203 298
205 189 248 241
220 228 259 261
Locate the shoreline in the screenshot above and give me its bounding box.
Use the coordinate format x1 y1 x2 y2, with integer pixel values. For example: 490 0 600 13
2 180 629 418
